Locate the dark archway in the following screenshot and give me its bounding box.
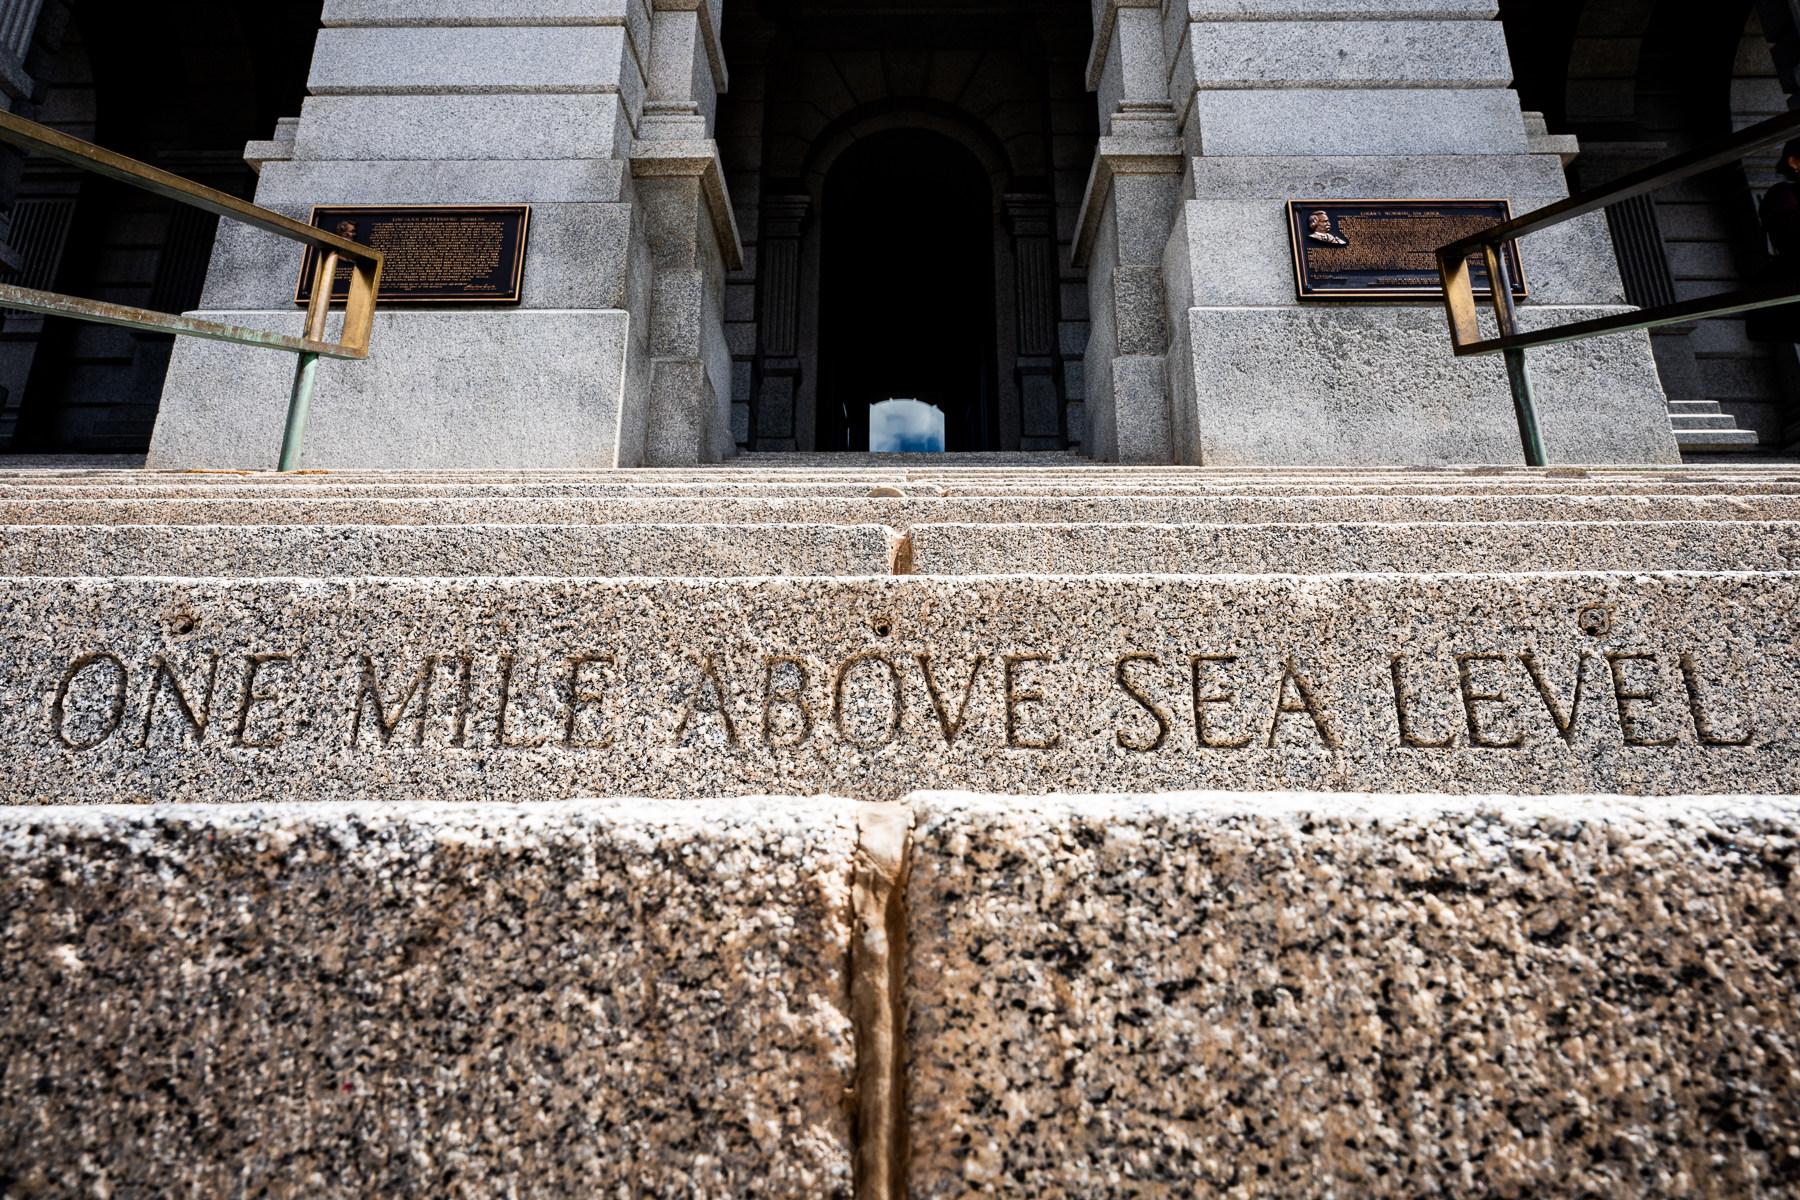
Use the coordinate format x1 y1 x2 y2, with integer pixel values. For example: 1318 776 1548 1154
816 128 997 452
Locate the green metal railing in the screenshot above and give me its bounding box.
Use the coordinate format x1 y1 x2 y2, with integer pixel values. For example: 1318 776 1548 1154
1436 108 1800 466
0 109 383 470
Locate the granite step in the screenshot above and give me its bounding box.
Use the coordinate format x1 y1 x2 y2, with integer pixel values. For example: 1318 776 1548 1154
6 479 1800 503
0 523 904 578
3 574 1791 803
8 491 1798 526
903 520 1800 574
2 794 1793 1197
3 519 1796 576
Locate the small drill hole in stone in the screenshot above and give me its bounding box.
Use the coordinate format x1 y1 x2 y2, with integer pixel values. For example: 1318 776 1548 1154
1577 606 1611 638
871 616 894 639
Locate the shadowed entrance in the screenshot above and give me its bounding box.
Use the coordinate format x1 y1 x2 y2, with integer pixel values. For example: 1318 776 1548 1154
817 129 997 452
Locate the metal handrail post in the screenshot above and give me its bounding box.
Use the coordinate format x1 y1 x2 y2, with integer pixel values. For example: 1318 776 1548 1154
280 251 339 470
1485 245 1546 466
280 354 320 472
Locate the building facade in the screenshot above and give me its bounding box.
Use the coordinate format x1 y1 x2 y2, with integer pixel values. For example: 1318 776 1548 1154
0 0 1794 465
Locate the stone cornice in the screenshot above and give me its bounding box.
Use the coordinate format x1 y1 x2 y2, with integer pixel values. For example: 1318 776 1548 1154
1072 133 1186 268
629 137 745 269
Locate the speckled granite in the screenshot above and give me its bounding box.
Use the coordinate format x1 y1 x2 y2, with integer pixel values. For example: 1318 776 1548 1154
3 491 1799 527
905 520 1800 573
1 574 1794 802
905 793 1800 1198
0 522 899 577
0 801 858 1197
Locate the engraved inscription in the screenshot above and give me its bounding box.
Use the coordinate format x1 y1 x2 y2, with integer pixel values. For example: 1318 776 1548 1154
297 205 530 305
1290 199 1526 300
43 642 1765 759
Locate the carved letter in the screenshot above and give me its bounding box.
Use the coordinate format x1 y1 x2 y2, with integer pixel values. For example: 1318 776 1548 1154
51 653 128 751
494 654 548 749
914 651 986 744
1003 654 1062 751
833 652 904 749
233 653 292 749
1191 655 1254 750
1679 652 1755 748
762 656 814 748
1267 659 1339 749
675 655 739 747
449 655 474 748
139 653 221 748
353 654 437 749
1520 651 1590 746
1606 652 1677 748
917 653 985 746
564 654 616 749
1455 653 1523 749
1390 656 1454 749
1114 654 1170 753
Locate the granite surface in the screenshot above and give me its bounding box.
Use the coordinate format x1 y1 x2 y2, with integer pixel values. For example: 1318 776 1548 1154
0 800 859 1197
904 519 1800 574
4 492 1799 527
905 793 1800 1198
9 471 1800 501
1 573 1794 802
0 522 899 578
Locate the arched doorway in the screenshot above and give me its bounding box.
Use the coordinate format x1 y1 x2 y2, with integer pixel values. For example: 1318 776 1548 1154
816 128 997 452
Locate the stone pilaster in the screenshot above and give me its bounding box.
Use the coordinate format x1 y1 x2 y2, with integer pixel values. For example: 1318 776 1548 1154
1074 0 1185 464
148 0 658 470
1160 0 1678 465
632 0 741 465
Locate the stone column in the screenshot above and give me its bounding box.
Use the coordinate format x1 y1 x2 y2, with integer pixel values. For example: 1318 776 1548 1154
1160 0 1677 465
753 194 809 450
149 0 659 469
1073 0 1185 463
633 0 743 465
1006 194 1066 450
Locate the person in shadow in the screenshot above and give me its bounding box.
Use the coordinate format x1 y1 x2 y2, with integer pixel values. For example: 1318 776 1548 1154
1749 137 1800 345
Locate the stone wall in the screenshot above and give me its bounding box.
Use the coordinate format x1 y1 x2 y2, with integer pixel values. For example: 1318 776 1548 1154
1140 0 1681 465
4 793 1795 1195
148 0 738 470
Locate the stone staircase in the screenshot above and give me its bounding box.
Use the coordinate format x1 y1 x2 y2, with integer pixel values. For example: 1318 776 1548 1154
1668 398 1765 453
1 461 1797 1197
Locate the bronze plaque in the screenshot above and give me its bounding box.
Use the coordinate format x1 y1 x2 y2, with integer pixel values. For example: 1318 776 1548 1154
296 204 530 305
1289 200 1526 301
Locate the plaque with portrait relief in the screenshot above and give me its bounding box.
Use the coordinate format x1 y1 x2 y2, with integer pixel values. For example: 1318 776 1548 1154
295 204 531 306
1288 200 1527 302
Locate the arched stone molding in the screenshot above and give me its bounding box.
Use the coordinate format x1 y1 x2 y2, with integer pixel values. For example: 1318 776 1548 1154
732 4 1094 455
797 101 1016 214
772 100 1034 451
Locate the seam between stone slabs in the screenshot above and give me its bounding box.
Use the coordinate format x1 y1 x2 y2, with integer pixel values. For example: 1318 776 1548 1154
852 802 915 1200
887 527 915 576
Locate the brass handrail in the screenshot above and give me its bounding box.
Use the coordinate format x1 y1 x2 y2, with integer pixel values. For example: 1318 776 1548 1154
1435 108 1800 465
0 108 384 469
